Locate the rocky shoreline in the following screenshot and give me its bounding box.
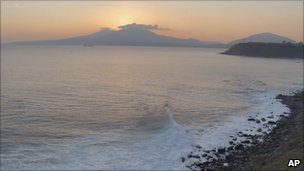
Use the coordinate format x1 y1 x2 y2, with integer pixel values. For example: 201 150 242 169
184 90 303 171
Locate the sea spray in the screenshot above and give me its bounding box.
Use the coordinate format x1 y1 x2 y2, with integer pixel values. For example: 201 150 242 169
183 90 290 168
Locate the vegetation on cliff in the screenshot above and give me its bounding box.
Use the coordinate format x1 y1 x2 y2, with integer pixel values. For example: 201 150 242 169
222 42 303 58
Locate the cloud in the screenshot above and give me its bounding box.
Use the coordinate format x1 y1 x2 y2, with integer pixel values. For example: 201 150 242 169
118 23 170 31
99 27 111 30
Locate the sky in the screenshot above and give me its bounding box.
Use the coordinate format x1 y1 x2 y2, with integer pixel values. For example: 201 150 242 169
1 1 303 43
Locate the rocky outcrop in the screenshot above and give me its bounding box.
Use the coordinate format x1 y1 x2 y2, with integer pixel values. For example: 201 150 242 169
222 42 303 58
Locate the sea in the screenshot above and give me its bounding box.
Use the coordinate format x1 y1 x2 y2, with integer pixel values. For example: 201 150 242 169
1 45 303 170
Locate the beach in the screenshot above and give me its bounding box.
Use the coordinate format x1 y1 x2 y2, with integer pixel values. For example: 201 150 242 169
188 90 303 171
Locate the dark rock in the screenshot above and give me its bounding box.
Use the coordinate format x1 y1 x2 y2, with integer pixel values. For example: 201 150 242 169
234 154 246 159
229 141 234 145
227 146 234 151
197 163 205 168
192 155 200 159
251 140 259 145
247 118 255 121
188 154 200 159
225 154 232 160
241 140 250 144
181 157 185 162
268 121 276 125
261 118 266 121
206 168 214 171
217 148 226 154
196 145 202 149
257 128 262 132
203 161 210 166
267 115 274 119
256 119 261 123
234 144 244 150
202 154 208 157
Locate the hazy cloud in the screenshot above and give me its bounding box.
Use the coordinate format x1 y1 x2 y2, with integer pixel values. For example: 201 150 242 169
99 27 111 30
118 23 170 31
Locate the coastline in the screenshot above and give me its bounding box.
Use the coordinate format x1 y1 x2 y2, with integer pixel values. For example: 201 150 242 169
186 90 303 171
221 42 303 59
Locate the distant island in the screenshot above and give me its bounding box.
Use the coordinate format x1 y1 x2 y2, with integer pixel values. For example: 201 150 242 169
222 42 303 58
5 23 300 49
227 32 297 46
5 23 226 48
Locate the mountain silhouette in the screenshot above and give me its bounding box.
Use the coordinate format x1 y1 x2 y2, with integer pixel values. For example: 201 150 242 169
227 32 297 46
8 23 227 48
222 42 303 58
7 24 298 48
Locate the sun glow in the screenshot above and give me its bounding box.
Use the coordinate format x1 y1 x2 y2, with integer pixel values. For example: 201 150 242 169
103 3 149 30
1 1 302 43
113 16 135 29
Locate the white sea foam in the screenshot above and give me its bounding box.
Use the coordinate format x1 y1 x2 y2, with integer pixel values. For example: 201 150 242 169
1 90 298 170
184 90 291 165
1 106 193 170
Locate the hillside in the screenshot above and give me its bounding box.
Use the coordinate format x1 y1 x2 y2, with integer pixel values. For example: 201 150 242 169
222 42 303 58
227 33 297 46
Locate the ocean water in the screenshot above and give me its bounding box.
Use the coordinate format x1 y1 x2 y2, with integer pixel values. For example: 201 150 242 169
1 45 303 170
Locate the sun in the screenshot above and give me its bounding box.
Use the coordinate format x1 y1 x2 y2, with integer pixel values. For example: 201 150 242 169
106 5 144 29
115 16 134 27
105 14 136 30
